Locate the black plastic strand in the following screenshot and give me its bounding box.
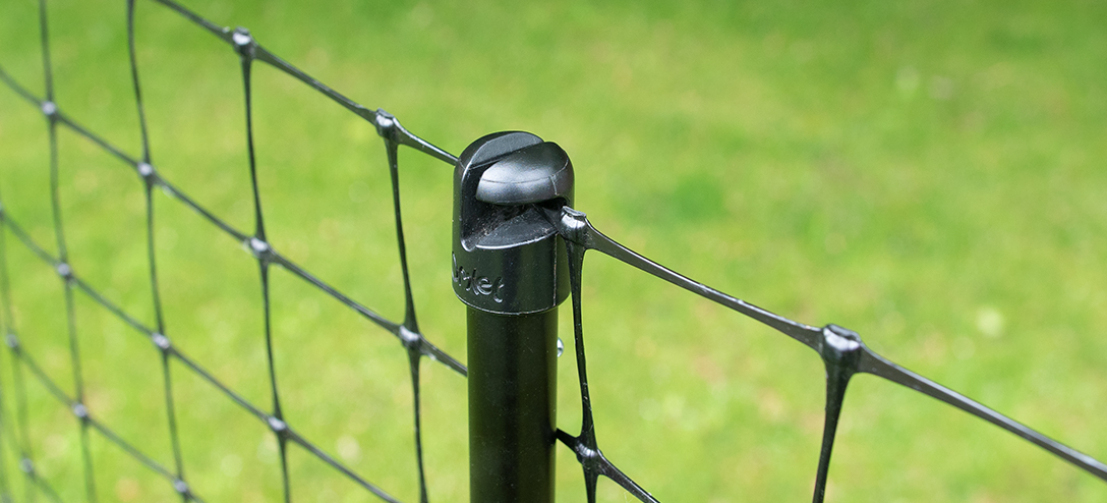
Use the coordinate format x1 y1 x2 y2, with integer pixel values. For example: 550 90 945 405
11 335 207 501
381 122 431 503
549 206 1107 501
558 239 660 503
0 0 467 500
0 239 11 503
857 349 1107 479
232 24 293 502
37 0 97 498
2 216 465 502
1 0 1102 499
128 0 190 494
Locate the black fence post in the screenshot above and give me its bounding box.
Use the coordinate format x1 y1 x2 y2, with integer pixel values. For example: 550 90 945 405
453 132 573 502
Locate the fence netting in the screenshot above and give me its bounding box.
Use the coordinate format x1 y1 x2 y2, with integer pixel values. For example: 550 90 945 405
0 0 466 502
545 205 1107 502
2 0 1106 503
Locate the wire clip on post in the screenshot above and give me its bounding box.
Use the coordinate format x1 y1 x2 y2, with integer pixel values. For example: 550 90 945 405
454 131 573 503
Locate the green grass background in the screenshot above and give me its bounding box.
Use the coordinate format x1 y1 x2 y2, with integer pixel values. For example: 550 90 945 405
1 0 1106 501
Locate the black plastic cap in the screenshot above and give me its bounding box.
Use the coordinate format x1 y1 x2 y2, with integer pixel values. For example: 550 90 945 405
452 132 573 315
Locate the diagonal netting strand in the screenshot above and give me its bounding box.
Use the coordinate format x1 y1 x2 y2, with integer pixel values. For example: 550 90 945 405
146 0 457 165
4 0 1104 501
2 330 204 502
0 0 468 500
0 184 207 500
545 205 1107 502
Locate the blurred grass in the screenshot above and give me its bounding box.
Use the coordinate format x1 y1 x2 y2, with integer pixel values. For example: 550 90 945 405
1 0 1106 501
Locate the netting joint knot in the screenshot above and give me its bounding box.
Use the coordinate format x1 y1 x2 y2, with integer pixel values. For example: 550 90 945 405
819 324 863 371
398 325 421 351
232 27 256 59
72 403 89 422
55 262 74 282
246 237 272 262
172 479 191 496
40 101 57 120
152 332 171 352
137 162 158 186
267 415 288 436
556 207 590 245
572 440 606 476
373 109 397 141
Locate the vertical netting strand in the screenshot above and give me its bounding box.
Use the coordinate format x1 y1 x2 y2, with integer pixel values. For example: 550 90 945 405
811 358 853 503
0 196 14 503
38 0 98 498
12 357 34 503
129 3 194 496
232 26 293 503
11 0 1100 501
381 119 431 503
126 0 152 164
565 240 600 503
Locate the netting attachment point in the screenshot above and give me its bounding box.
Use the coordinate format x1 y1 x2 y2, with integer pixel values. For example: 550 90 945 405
18 458 32 475
72 403 89 420
820 324 863 368
172 479 190 495
247 237 271 260
4 333 18 349
232 28 252 45
40 101 57 117
152 333 171 352
137 162 156 181
558 207 589 242
571 441 604 473
267 416 288 434
55 262 73 281
398 325 421 350
232 27 255 57
374 110 396 137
